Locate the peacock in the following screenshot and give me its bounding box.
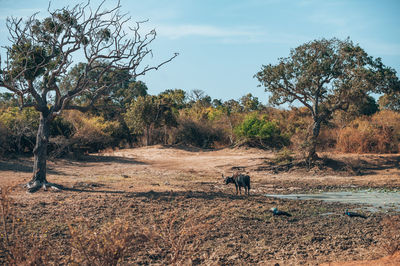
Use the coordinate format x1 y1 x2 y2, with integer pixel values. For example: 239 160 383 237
345 210 367 219
270 207 292 217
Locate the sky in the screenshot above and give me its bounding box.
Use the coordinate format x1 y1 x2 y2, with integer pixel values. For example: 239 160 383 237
0 0 399 104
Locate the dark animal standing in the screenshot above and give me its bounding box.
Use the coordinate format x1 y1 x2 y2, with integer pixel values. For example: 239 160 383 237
223 173 251 195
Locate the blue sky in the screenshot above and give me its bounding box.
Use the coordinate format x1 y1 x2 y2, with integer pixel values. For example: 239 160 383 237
0 0 399 103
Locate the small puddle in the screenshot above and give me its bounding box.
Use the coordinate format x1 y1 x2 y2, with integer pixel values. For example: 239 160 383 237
265 190 400 212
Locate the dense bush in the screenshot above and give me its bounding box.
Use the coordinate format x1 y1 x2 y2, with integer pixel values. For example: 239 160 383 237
234 114 289 148
267 107 312 151
172 118 227 148
0 107 125 157
336 110 400 153
0 107 39 155
2 91 400 156
124 95 178 146
63 110 122 154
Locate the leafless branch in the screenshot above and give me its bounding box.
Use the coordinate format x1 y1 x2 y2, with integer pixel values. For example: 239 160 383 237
0 0 177 116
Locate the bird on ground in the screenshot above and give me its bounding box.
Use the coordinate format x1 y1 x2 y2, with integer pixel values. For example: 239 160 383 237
345 210 367 219
270 207 292 217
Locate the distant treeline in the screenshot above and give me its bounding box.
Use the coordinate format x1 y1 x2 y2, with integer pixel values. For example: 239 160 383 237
1 87 399 157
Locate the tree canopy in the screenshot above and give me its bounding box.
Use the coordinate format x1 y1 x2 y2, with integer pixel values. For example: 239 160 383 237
256 37 399 160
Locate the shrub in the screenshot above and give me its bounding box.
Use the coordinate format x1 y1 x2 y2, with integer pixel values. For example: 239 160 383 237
0 123 10 156
124 95 178 146
69 218 150 266
274 147 294 165
336 110 400 153
0 107 39 154
148 208 215 265
234 114 289 148
63 110 122 154
172 118 226 148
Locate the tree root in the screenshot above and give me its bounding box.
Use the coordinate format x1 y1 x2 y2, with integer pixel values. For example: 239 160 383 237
25 180 64 193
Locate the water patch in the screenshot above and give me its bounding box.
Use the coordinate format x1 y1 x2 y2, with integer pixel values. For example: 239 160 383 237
265 190 400 212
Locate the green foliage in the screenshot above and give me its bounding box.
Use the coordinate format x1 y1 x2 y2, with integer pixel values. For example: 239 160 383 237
379 92 400 112
124 95 177 145
207 107 225 121
62 62 140 110
274 147 294 165
223 99 243 114
239 93 260 112
50 116 73 138
256 37 399 158
0 92 18 108
8 41 53 80
173 118 225 148
64 110 122 153
234 114 289 148
187 89 212 109
335 95 379 126
0 107 39 153
158 89 187 109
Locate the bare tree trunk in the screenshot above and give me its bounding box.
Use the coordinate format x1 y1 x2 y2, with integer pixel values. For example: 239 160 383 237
26 112 59 192
164 125 167 145
145 126 150 146
307 118 321 162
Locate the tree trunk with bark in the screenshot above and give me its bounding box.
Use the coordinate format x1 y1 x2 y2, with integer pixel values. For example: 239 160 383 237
145 125 150 146
26 111 60 192
307 117 321 162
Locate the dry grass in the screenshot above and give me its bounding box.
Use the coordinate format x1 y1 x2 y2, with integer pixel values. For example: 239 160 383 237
336 111 400 154
381 215 400 255
148 208 217 265
0 186 50 265
68 218 150 266
1 185 217 265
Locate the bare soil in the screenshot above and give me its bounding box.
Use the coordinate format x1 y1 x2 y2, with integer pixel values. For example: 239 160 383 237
1 146 400 265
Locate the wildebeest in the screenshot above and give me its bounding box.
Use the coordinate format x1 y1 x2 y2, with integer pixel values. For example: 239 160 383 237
222 173 251 195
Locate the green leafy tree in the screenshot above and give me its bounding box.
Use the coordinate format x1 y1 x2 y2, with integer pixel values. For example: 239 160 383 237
124 95 177 146
234 114 289 148
240 93 260 112
0 1 177 192
0 92 19 108
61 62 149 113
158 89 187 109
379 92 400 112
223 99 243 114
212 98 223 108
0 107 39 153
255 38 399 161
335 94 379 126
188 89 211 108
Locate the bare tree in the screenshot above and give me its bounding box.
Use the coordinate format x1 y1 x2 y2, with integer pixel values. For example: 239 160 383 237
0 0 178 192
